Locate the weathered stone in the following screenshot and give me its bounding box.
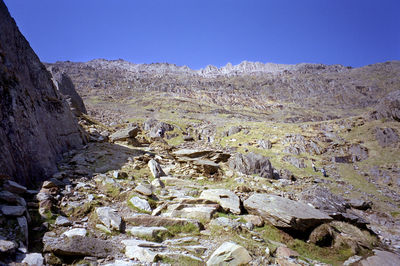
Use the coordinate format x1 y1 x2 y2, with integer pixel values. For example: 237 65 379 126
370 89 400 122
375 127 399 147
243 215 264 227
125 245 159 262
207 241 252 266
124 214 201 229
109 124 139 142
21 253 44 266
258 139 272 149
348 199 372 210
96 207 122 231
129 196 152 212
192 159 220 175
165 203 218 221
349 144 369 162
62 228 87 238
357 249 400 266
0 190 25 206
121 239 166 248
229 152 273 178
47 66 87 115
276 246 299 258
0 239 17 253
298 185 348 216
282 155 306 168
3 180 27 194
0 205 25 216
43 234 116 257
210 217 241 229
135 183 154 196
309 221 376 253
200 189 241 214
0 1 84 186
127 226 168 238
172 149 213 158
148 159 166 179
244 194 332 231
55 216 72 226
17 216 29 245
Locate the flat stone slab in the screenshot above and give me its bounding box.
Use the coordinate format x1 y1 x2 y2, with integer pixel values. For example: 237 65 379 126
43 235 117 257
200 189 241 214
124 214 201 229
127 226 168 238
55 216 72 226
244 193 332 231
172 149 213 158
62 228 87 238
0 205 25 216
165 204 219 221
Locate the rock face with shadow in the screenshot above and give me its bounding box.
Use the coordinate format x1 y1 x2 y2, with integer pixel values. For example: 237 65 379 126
0 0 85 187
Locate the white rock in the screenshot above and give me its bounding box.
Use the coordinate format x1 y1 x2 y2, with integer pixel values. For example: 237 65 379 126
62 228 87 238
129 196 152 212
207 241 252 266
55 216 71 226
200 189 241 214
125 245 159 262
127 226 168 238
22 253 44 266
0 239 17 253
96 207 122 231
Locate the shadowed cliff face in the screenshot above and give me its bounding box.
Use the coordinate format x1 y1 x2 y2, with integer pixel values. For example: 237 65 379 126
0 1 85 187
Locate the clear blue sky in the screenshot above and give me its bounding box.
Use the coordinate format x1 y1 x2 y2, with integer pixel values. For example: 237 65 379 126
4 0 400 69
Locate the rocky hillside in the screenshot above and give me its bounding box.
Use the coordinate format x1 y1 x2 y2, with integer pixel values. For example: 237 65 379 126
48 59 400 123
0 1 85 187
1 0 400 264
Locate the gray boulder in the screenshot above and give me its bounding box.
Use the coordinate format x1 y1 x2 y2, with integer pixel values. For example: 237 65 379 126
96 207 122 231
148 159 166 179
0 2 84 186
200 189 241 214
43 234 117 257
257 139 272 149
244 194 332 231
357 249 400 266
109 124 139 142
229 152 273 178
298 185 348 216
207 241 252 266
375 127 399 147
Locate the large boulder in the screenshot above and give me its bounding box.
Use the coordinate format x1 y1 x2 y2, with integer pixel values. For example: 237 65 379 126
357 249 400 266
207 242 252 266
298 185 348 216
244 194 332 232
43 234 117 257
229 152 273 178
370 90 400 122
109 124 140 142
47 66 87 115
0 1 84 186
199 189 241 214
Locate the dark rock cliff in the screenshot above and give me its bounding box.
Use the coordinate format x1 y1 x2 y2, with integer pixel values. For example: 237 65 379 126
0 1 85 187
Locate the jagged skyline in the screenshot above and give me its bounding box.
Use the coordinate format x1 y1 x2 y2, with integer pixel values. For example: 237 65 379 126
4 0 400 69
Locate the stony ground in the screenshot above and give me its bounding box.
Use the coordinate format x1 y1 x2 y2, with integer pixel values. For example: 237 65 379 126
1 111 400 265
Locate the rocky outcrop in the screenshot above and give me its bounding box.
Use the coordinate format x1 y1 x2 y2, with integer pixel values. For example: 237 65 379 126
375 127 399 147
0 1 84 186
370 90 400 121
206 242 252 266
47 66 87 115
229 152 273 178
244 194 332 232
